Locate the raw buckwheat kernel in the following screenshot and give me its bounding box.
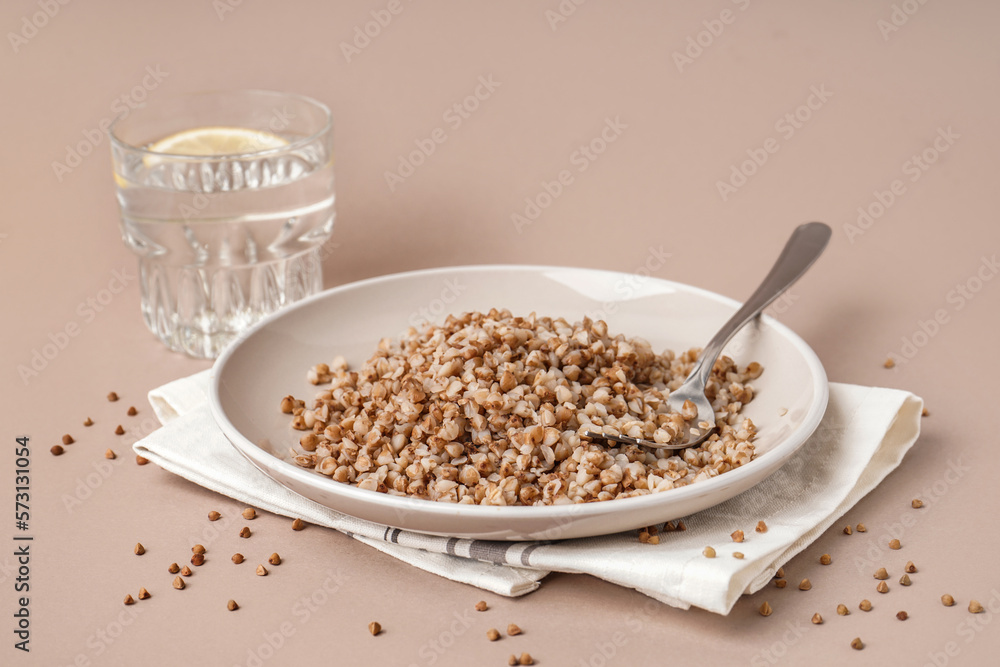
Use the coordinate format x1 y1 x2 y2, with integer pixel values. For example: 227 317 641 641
172 577 185 590
105 449 116 459
856 523 866 532
889 539 901 550
268 553 281 565
508 656 518 666
507 624 522 636
127 406 138 416
208 511 221 521
899 574 911 586
859 599 872 611
799 579 811 591
191 554 205 567
905 561 917 574
911 499 923 508
136 456 149 466
941 594 955 607
115 425 125 435
369 622 382 636
922 407 929 417
775 580 787 589
676 521 687 531
232 554 244 564
703 546 716 558
108 392 119 402
256 564 268 576
292 519 305 531
843 525 852 535
877 582 889 594
851 638 864 650
228 600 239 611
756 521 768 533
84 417 93 426
283 312 762 506
811 613 823 624
134 543 145 556
192 545 206 554
733 552 745 559
837 604 849 616
181 566 192 577
731 530 744 543
475 601 488 611
487 628 501 641
62 434 74 445
775 568 785 579
896 611 908 620
50 445 64 456
242 508 256 520
138 588 150 600
969 600 984 613
759 601 772 617
519 654 534 666
239 527 251 538
820 554 832 565
124 594 135 605
883 358 895 369
874 568 889 580
168 563 180 574
648 535 660 545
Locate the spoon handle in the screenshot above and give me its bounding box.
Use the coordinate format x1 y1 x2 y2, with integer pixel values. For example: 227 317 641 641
688 221 832 386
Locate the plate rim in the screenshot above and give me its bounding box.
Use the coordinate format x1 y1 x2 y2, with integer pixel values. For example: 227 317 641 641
209 263 829 523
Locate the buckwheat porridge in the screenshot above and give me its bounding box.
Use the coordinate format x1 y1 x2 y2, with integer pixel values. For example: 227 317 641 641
280 309 762 506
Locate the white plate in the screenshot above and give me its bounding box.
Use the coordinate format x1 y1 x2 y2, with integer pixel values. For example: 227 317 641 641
210 265 828 540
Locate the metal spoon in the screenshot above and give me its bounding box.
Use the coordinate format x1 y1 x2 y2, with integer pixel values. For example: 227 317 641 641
584 221 831 451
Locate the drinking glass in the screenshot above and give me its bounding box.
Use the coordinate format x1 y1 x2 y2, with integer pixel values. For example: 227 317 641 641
110 90 335 358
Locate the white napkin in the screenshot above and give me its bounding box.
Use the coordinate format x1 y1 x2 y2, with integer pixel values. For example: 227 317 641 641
135 371 922 614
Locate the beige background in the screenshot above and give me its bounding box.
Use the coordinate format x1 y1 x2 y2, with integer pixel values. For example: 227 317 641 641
2 0 999 664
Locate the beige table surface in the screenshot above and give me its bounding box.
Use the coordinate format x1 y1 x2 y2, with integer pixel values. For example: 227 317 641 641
3 0 1000 665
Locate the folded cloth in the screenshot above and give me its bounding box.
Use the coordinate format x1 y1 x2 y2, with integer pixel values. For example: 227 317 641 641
136 371 922 614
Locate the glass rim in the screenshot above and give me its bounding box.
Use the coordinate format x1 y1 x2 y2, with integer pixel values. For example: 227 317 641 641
109 89 333 161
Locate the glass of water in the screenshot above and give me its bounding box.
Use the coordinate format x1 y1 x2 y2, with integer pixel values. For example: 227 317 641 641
110 90 335 358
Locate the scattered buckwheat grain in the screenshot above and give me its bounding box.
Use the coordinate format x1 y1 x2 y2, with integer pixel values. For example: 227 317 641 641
168 563 180 574
775 580 787 589
228 600 239 611
905 561 917 574
134 543 145 556
127 406 138 416
756 521 768 533
136 456 149 466
851 638 864 650
105 449 116 459
941 595 955 607
519 654 534 666
911 499 923 509
874 567 889 580
292 518 305 531
487 628 501 641
899 574 911 586
811 613 823 624
208 511 221 521
889 538 901 550
969 600 984 613
799 579 812 591
239 527 251 538
703 546 716 558
475 601 488 612
731 530 744 543
192 545 206 554
181 566 192 577
759 601 772 617
859 599 872 611
837 604 849 616
138 588 150 600
115 425 125 435
856 523 866 532
896 611 908 620
191 554 205 567
84 417 93 426
256 565 268 576
369 622 382 636
507 624 522 636
877 582 889 594
843 525 852 535
232 554 244 564
124 594 135 605
50 445 64 456
172 577 185 590
820 554 832 565
107 392 119 402
242 508 256 520
733 552 745 559
883 358 895 369
62 434 74 445
268 553 281 565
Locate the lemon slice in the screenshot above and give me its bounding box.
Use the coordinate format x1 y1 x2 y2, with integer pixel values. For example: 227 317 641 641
147 126 289 156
